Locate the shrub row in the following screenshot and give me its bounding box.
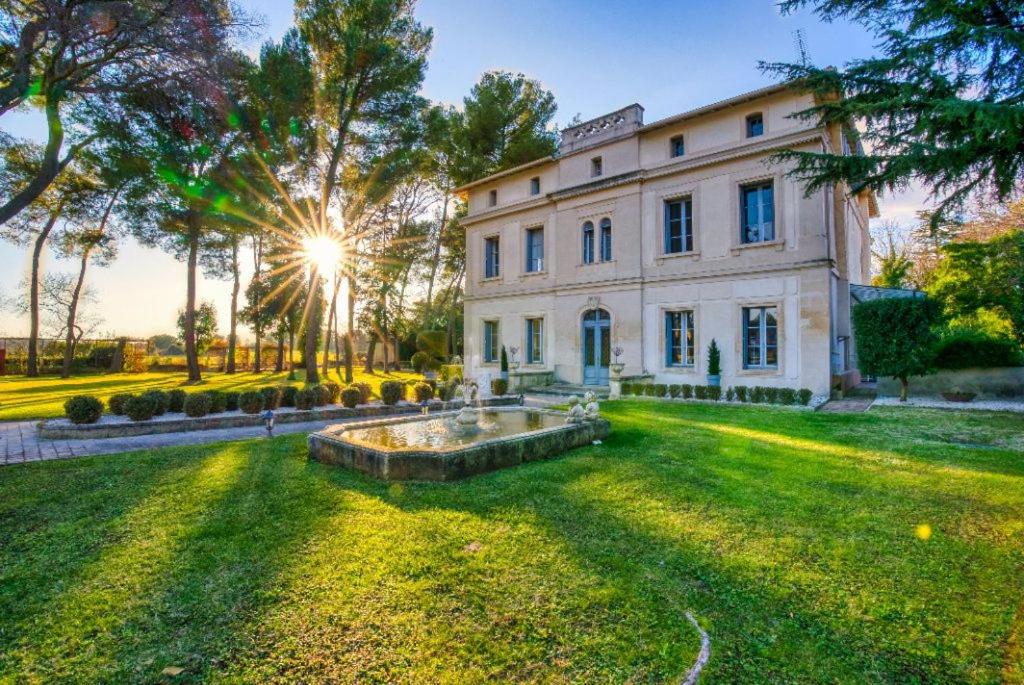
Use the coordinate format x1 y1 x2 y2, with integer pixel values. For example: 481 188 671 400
619 382 813 406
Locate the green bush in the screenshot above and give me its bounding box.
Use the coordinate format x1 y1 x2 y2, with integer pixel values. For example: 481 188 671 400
352 382 372 405
725 387 735 401
125 395 157 422
933 329 1022 369
437 379 459 402
311 384 331 406
295 388 317 411
707 386 722 401
653 383 667 397
765 387 780 404
140 390 168 416
239 391 263 414
64 395 103 424
440 364 463 382
323 382 341 404
620 382 633 395
694 385 708 400
798 388 813 406
279 385 298 407
491 378 509 396
668 384 681 398
853 297 939 400
107 393 132 416
340 386 361 409
413 382 434 403
183 393 212 418
707 339 721 376
779 388 797 405
205 391 227 414
410 351 430 373
380 380 404 405
223 391 240 412
750 386 765 403
260 386 282 410
167 389 187 413
638 383 652 396
734 386 749 402
679 384 692 399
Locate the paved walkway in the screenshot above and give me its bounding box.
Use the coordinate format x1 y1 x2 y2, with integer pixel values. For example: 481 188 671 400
816 397 875 413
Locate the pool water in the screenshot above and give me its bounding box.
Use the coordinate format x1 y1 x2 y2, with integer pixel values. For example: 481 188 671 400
340 409 564 450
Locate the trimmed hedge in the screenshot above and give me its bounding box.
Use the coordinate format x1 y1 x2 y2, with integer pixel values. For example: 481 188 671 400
65 395 103 424
224 391 240 412
167 389 187 413
733 386 748 402
279 385 298 407
380 380 404 405
798 388 813 406
206 391 228 414
183 393 212 418
125 395 157 422
352 382 372 405
413 382 434 403
491 378 508 396
260 386 282 410
340 386 361 409
141 390 168 416
107 393 132 416
323 382 341 405
706 386 721 401
933 330 1023 369
295 388 317 411
239 391 263 415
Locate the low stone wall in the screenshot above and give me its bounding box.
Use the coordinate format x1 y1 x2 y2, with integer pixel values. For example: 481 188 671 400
876 367 1024 399
38 395 523 440
508 370 555 392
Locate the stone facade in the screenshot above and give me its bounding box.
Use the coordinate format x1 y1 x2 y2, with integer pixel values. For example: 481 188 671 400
457 84 875 394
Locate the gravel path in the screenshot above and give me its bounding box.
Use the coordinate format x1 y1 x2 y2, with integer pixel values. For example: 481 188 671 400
873 397 1024 412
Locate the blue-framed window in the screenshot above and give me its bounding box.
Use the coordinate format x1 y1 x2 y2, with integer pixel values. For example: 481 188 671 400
743 306 778 368
665 310 695 367
671 135 685 157
484 236 500 278
483 320 499 363
664 197 693 254
526 318 543 363
741 182 774 243
600 218 612 261
525 227 544 272
746 112 764 138
582 221 595 264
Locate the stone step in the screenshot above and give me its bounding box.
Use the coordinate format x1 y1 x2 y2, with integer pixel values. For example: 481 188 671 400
529 384 610 399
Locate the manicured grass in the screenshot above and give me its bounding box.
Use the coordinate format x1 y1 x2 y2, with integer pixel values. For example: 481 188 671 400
0 368 421 421
1 402 1022 682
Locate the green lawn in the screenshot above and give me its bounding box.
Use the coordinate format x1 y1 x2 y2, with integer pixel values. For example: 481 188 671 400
1 402 1022 682
0 369 421 421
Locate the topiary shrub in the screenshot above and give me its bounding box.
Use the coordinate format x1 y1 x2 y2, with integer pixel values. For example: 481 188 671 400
341 386 361 409
798 388 813 406
125 395 157 422
620 382 632 395
638 383 653 396
652 383 667 397
183 392 212 418
65 395 103 424
204 391 227 414
437 379 459 402
311 384 331 406
852 297 939 401
413 382 434 403
353 382 372 404
734 385 749 402
779 388 797 405
239 391 263 414
295 388 317 411
765 387 780 404
279 385 298 407
668 384 681 398
750 386 767 403
167 389 187 413
681 384 693 399
107 393 132 416
707 386 721 401
410 350 430 373
491 378 509 396
323 382 341 405
380 380 404 405
260 386 282 410
694 385 708 400
933 329 1023 369
224 391 240 412
141 390 168 416
725 387 735 402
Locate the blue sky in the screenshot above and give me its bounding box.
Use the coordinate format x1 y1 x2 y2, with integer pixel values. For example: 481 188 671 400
0 0 925 338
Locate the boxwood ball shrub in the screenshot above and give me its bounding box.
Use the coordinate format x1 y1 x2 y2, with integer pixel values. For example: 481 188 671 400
681 384 693 399
653 383 667 397
340 386 361 409
141 390 168 416
279 385 298 407
353 382 372 405
167 389 187 413
694 385 708 400
765 387 780 404
295 388 317 411
779 388 797 405
206 391 228 414
726 387 736 402
323 382 341 405
734 386 749 403
224 391 240 412
707 386 722 401
380 380 404 406
239 391 263 415
413 382 434 403
668 384 681 398
183 392 212 418
64 395 103 424
491 378 509 396
798 388 813 406
750 386 766 403
437 379 459 402
312 385 331 406
125 395 157 422
260 386 282 410
107 393 132 416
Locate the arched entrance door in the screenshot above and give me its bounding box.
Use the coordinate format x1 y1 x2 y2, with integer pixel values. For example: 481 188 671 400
582 308 611 385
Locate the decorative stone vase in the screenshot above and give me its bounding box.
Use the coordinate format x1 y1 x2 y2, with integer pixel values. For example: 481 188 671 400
610 362 625 377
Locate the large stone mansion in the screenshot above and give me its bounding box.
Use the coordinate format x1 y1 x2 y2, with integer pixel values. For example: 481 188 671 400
456 83 876 395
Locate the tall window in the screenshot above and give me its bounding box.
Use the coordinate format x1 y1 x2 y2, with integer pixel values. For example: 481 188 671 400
525 227 544 272
743 306 778 368
599 218 612 261
483 321 499 363
530 176 541 195
670 135 685 157
526 318 543 364
488 189 497 206
591 156 603 177
746 112 764 137
665 311 695 367
741 182 774 243
582 221 595 264
484 236 500 278
664 197 693 254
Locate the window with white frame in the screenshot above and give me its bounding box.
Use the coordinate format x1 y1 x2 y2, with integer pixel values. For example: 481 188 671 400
664 310 695 367
743 306 778 368
484 235 500 278
582 221 595 264
599 218 612 261
664 197 693 254
525 317 544 364
483 320 500 363
740 181 775 243
525 227 544 272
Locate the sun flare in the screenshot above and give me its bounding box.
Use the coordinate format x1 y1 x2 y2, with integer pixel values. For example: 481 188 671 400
302 234 343 274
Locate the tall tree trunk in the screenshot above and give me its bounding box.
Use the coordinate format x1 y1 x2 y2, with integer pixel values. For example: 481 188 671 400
288 328 296 379
304 270 320 385
26 206 62 377
364 337 376 374
274 327 285 373
183 215 202 383
226 238 240 374
323 273 340 378
345 272 356 383
251 235 263 373
333 299 342 373
61 249 91 378
425 185 450 308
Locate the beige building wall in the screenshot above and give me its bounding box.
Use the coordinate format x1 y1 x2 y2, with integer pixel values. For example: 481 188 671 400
460 85 874 394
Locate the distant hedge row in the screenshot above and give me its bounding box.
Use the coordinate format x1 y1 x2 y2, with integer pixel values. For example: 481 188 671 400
619 382 813 406
63 378 464 425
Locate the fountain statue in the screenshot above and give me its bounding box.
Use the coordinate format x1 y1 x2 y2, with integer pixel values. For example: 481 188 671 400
565 395 585 424
583 391 600 422
452 378 481 434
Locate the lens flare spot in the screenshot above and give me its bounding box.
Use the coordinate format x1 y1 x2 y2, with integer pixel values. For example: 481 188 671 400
303 234 343 274
915 523 932 541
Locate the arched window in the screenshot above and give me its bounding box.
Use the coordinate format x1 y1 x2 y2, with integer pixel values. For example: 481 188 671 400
582 221 595 264
599 218 612 261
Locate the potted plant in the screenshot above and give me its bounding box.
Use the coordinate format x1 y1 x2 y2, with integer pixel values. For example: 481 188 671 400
706 339 721 387
499 345 509 381
610 346 625 377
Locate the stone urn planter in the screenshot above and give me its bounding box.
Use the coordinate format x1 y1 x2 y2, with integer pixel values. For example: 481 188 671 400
610 362 625 377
